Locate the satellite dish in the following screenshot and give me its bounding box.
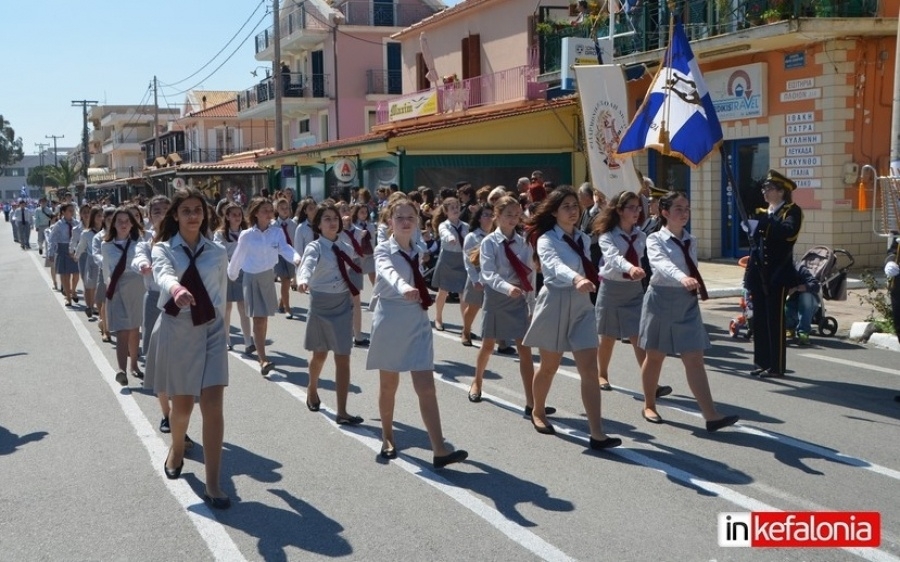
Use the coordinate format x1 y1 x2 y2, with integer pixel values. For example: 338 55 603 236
172 178 185 189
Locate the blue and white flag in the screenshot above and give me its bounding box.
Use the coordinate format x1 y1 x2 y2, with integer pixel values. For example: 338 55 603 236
20 185 27 197
616 20 723 167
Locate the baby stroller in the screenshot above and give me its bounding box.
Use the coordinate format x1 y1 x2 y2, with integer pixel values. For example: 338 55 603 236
729 256 753 339
793 245 855 337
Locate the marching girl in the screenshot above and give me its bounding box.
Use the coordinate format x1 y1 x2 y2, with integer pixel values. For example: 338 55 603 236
45 212 59 290
74 206 104 319
468 196 538 411
460 204 494 346
639 191 739 432
366 197 468 468
293 197 318 259
297 203 364 424
101 208 146 386
146 187 231 509
213 203 253 353
273 197 298 319
133 196 170 359
92 207 116 342
523 186 621 450
351 203 377 287
431 197 468 331
47 203 80 306
70 204 91 301
340 212 369 346
227 196 301 375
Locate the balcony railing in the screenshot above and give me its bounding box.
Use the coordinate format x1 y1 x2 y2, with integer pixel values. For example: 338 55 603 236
144 148 257 167
337 1 437 27
237 72 332 112
255 5 331 54
366 69 402 95
538 0 878 72
375 65 540 125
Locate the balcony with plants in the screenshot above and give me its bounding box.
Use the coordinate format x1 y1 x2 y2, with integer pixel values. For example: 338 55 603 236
237 72 333 117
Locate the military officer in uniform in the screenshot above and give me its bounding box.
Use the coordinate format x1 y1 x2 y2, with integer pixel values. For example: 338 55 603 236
744 170 803 378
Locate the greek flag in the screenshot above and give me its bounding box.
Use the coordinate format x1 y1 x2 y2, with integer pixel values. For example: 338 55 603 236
20 185 27 198
616 19 723 167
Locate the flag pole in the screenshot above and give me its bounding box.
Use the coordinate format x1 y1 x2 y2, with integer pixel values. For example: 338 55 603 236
658 2 679 155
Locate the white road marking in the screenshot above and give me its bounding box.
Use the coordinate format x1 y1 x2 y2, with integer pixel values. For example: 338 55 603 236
28 252 248 562
800 352 900 377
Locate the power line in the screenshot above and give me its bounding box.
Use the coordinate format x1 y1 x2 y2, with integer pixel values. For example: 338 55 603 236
159 12 270 97
160 0 266 87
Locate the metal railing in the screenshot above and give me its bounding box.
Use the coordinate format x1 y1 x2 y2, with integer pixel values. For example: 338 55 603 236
144 148 257 167
337 1 437 27
374 65 537 125
255 4 331 53
366 69 402 95
237 72 332 112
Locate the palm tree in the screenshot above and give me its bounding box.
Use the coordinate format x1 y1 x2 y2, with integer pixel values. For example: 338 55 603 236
0 114 25 173
47 161 82 193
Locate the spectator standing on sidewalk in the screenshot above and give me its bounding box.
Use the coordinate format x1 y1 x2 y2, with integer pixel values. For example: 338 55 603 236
15 199 32 249
785 262 820 346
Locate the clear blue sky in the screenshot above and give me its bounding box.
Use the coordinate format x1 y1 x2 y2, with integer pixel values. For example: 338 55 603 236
1 0 457 158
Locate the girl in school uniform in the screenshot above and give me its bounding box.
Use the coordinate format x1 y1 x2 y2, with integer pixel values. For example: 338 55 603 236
293 197 318 261
70 204 91 302
459 204 494 346
523 186 621 451
47 203 81 306
133 196 170 360
340 211 369 346
101 208 146 386
366 198 468 468
639 191 739 432
227 196 301 375
146 187 231 509
351 203 377 287
468 196 539 412
273 197 298 319
431 197 468 331
297 203 364 424
92 207 116 342
74 206 103 319
213 203 253 353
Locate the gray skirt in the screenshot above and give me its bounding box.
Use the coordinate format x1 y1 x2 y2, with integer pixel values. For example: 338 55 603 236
226 272 244 303
142 290 161 356
482 287 529 341
366 297 434 372
243 270 277 318
95 277 107 306
144 310 228 397
81 254 101 290
273 256 296 280
639 285 710 355
523 286 597 352
432 250 467 293
360 254 375 274
305 291 353 355
106 273 145 332
348 259 363 294
462 278 484 306
55 243 79 275
595 279 644 338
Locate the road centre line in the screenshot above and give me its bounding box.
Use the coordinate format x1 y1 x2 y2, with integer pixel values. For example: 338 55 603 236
800 353 900 377
28 252 248 562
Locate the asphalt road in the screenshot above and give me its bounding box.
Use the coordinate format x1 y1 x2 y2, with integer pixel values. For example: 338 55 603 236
2 223 899 562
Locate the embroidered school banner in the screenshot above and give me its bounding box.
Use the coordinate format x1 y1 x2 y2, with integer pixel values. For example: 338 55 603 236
575 65 643 198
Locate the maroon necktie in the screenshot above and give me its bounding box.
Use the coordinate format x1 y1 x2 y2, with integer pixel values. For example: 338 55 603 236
105 238 132 300
164 246 216 325
669 237 708 300
332 243 362 296
621 233 640 279
67 220 73 241
345 230 365 258
562 233 598 284
452 224 464 245
280 222 292 246
397 250 433 309
503 239 533 292
360 225 374 255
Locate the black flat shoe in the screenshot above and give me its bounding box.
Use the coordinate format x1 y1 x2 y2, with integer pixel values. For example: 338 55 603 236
159 417 171 433
599 382 613 391
642 409 664 424
353 338 370 347
589 436 622 450
306 397 321 412
706 415 740 433
203 493 232 510
433 449 468 468
164 454 183 480
523 405 556 418
244 344 256 355
380 447 397 460
531 416 556 435
468 391 482 403
434 321 445 331
115 371 128 386
260 362 275 376
749 368 766 377
758 369 784 379
496 346 516 355
131 369 144 380
335 414 364 425
184 434 195 450
654 385 673 398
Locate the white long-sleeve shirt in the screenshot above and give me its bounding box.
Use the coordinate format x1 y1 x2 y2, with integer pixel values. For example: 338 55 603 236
75 228 99 260
598 226 646 282
297 237 357 293
438 219 467 253
480 229 535 295
371 236 421 302
293 220 316 257
646 227 700 288
152 233 227 312
536 225 591 289
227 224 299 280
100 237 141 287
132 229 160 291
462 228 487 284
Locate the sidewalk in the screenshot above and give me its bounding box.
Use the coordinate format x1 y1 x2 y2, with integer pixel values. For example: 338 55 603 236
698 259 871 337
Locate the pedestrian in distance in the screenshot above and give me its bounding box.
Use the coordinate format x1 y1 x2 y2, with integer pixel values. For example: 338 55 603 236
227 196 301 375
146 187 231 509
296 203 364 425
522 186 622 451
273 197 298 319
366 197 468 468
74 206 104 319
213 202 253 353
48 203 81 306
638 191 739 432
14 199 32 250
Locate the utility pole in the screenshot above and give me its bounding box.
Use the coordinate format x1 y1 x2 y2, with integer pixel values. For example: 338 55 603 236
71 100 98 188
273 0 284 152
891 22 900 173
34 142 49 192
153 76 160 162
45 134 64 167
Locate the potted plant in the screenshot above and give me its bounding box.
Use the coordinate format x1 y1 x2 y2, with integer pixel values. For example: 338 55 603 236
744 0 766 25
813 0 835 16
535 21 554 35
761 7 783 21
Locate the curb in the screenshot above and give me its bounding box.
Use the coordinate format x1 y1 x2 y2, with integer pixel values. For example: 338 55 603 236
867 332 900 352
705 278 866 300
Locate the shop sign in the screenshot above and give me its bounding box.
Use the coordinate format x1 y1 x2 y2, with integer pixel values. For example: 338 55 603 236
794 179 821 188
785 168 816 178
786 112 814 123
706 63 766 121
332 158 357 182
784 52 806 69
780 156 821 167
786 123 815 134
780 89 821 102
388 91 438 122
786 146 815 156
781 134 822 145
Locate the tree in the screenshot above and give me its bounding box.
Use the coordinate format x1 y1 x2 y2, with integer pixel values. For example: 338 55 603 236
0 114 25 174
27 165 60 188
46 161 81 190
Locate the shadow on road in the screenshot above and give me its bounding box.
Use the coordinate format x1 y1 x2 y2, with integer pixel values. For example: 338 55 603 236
0 425 48 456
0 352 27 361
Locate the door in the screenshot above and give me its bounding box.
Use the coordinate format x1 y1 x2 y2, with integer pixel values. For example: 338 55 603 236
311 51 325 97
721 138 769 258
386 42 402 94
373 0 394 26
